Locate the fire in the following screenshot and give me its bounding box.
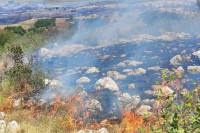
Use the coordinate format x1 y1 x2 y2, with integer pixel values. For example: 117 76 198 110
0 92 155 132
121 110 144 132
0 94 14 112
89 120 100 130
60 115 76 130
50 96 61 115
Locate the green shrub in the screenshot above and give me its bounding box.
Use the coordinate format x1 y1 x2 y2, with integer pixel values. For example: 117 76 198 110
151 73 200 132
4 26 26 36
4 63 32 92
3 45 45 95
28 27 45 33
29 63 46 94
34 18 56 28
0 32 11 47
8 45 24 64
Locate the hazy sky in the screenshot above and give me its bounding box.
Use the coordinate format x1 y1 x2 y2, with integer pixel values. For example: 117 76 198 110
3 0 106 3
0 0 109 5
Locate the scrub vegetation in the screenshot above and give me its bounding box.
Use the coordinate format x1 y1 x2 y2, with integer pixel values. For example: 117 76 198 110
0 7 200 133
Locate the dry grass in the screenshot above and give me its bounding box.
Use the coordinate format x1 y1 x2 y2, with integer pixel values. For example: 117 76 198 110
0 19 37 30
0 18 71 31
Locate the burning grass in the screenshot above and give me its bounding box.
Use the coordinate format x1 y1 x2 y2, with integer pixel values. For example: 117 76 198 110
0 91 154 133
120 110 144 132
0 57 192 133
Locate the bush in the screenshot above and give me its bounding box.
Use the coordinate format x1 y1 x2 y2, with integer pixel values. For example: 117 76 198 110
29 63 46 94
0 32 11 47
4 26 26 36
34 18 56 28
8 45 24 64
28 27 45 33
151 72 200 132
4 63 32 92
3 45 45 95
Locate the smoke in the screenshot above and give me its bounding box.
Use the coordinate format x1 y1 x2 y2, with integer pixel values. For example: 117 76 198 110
39 0 200 104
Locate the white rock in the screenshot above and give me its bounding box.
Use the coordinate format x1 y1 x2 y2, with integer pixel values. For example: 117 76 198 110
148 66 162 71
144 90 157 96
141 99 155 106
45 79 62 87
118 93 141 110
77 130 86 133
107 71 127 80
161 86 174 96
76 77 91 84
181 50 186 54
127 68 146 76
13 99 21 108
0 120 6 132
122 69 133 73
7 121 20 132
114 74 127 80
124 60 143 66
192 50 200 61
140 105 152 111
38 99 46 106
0 112 5 119
78 91 88 98
136 105 152 116
172 66 185 75
86 67 100 74
85 99 103 115
97 128 108 133
170 55 182 66
100 55 110 60
182 55 191 62
120 54 126 58
116 62 126 67
187 66 200 74
128 84 136 89
181 89 189 96
40 47 50 56
95 77 119 91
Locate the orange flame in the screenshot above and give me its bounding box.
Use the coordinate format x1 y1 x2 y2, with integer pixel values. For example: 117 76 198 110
121 110 144 132
50 96 61 115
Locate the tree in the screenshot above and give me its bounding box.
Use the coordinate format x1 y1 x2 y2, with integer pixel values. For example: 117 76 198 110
0 32 11 47
4 26 26 36
8 45 24 64
34 18 56 28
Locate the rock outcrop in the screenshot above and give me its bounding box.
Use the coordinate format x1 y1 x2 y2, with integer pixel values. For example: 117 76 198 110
170 55 182 66
7 121 20 133
85 99 103 116
191 50 200 62
107 71 127 80
95 77 119 91
124 60 143 66
187 66 200 74
148 66 162 71
86 67 100 74
76 77 91 84
128 83 136 89
172 66 185 75
136 105 152 116
0 120 6 132
77 128 108 133
127 68 146 76
118 93 141 110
